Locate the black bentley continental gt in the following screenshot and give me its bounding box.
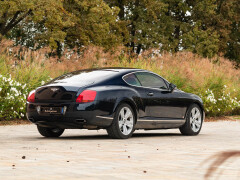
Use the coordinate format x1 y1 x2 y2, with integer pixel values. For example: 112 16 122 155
26 68 204 139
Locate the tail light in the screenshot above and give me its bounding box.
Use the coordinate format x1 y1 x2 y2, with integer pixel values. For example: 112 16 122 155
76 90 97 103
27 90 35 103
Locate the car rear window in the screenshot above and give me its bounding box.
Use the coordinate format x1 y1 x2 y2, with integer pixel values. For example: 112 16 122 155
50 70 117 85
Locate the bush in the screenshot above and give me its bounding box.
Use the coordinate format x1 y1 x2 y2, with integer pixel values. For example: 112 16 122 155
0 42 239 118
0 73 51 120
0 54 52 120
0 74 28 120
200 87 240 116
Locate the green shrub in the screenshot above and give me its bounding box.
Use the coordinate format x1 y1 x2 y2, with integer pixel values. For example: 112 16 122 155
0 73 51 120
0 74 28 120
0 55 52 120
200 87 240 116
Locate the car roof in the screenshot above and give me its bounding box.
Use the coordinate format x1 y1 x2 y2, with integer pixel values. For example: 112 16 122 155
76 67 145 72
48 68 147 85
69 67 149 76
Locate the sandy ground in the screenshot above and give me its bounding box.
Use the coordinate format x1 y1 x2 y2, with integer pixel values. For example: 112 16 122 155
0 121 240 180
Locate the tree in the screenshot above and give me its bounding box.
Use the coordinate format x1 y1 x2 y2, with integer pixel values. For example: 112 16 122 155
106 0 239 62
188 0 240 62
63 0 123 51
0 0 72 48
106 0 170 54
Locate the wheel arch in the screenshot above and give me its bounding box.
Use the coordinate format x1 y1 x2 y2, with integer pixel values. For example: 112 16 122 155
185 101 205 120
113 98 139 123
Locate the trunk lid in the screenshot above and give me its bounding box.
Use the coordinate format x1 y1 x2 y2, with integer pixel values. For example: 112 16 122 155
35 86 79 103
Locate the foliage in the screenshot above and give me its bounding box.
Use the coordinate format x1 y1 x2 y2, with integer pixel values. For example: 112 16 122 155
0 52 51 120
0 53 51 91
201 88 240 116
1 43 239 118
0 0 72 49
63 0 123 51
1 0 239 64
107 0 239 63
107 0 170 54
0 74 28 120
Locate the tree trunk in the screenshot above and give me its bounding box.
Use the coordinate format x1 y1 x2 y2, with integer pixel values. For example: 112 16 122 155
136 44 142 54
174 25 180 52
117 0 125 20
0 10 31 37
130 0 140 54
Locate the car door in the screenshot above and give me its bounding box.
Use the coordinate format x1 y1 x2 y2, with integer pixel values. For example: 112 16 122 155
135 72 186 119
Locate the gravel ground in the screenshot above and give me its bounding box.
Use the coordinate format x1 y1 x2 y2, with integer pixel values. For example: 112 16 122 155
0 121 240 180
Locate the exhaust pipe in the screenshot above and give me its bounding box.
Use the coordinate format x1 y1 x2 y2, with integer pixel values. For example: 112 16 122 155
75 119 86 123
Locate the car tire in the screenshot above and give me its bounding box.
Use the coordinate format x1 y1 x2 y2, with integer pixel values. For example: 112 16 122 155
107 103 135 139
179 104 203 136
37 126 64 137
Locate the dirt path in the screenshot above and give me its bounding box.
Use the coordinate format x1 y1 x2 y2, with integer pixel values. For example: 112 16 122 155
0 121 240 180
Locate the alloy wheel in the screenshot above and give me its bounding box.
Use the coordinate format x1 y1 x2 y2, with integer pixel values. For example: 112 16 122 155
118 107 134 135
190 107 202 132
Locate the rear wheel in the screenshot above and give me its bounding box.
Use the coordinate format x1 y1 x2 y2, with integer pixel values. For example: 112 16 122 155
107 103 135 139
179 104 203 136
37 126 64 137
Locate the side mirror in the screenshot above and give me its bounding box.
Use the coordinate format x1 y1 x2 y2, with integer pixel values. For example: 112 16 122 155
169 83 176 92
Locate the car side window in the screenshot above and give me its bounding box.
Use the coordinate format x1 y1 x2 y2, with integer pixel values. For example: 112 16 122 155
123 73 142 87
135 72 168 89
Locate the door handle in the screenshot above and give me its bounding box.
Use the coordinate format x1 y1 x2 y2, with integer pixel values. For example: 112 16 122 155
147 92 154 96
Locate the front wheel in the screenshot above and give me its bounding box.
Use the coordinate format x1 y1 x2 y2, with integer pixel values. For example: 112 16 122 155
37 126 64 137
107 103 135 139
179 104 203 136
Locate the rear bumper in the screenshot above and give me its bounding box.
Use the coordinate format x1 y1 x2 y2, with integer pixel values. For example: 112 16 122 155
26 101 114 129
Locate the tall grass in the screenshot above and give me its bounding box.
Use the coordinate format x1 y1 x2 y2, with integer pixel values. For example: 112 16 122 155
0 39 239 117
0 40 51 90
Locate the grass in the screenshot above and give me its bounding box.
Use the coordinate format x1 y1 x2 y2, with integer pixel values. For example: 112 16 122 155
0 39 240 117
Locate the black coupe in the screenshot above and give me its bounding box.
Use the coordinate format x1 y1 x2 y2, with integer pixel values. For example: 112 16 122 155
26 68 204 139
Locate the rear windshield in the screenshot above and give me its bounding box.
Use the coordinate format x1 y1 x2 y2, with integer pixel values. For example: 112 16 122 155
49 70 118 86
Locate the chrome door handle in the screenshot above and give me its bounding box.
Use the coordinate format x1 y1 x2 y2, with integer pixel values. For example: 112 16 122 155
147 92 154 96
